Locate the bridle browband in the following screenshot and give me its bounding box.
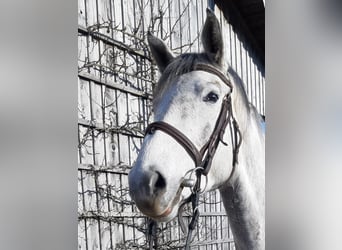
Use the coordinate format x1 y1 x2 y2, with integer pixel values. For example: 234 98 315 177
145 63 242 249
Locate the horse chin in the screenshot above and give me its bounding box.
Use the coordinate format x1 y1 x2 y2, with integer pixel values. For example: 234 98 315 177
148 186 185 223
150 205 179 222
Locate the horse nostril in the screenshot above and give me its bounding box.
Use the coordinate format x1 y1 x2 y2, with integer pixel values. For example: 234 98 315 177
142 170 167 196
155 171 166 190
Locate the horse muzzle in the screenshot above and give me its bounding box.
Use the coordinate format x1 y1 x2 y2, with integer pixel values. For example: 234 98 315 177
128 167 183 222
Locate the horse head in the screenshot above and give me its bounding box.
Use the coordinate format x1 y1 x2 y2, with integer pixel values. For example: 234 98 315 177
128 9 236 222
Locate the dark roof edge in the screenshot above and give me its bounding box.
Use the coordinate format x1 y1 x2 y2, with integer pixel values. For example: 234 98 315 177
215 0 265 68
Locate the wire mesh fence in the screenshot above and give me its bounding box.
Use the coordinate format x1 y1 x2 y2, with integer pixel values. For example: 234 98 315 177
78 0 264 249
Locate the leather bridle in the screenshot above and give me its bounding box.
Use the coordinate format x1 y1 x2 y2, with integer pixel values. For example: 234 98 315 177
145 63 242 181
145 63 242 249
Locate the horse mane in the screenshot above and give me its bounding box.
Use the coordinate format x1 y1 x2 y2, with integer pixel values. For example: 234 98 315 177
227 66 251 113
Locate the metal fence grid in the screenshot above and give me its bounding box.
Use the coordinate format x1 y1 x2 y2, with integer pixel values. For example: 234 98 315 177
78 0 264 249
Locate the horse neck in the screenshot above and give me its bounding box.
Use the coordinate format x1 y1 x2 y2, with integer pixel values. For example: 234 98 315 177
220 90 265 250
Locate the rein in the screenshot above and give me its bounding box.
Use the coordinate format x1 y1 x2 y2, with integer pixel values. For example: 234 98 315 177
144 63 242 249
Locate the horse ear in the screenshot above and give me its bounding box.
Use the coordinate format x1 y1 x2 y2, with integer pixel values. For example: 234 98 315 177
202 8 223 66
147 32 174 73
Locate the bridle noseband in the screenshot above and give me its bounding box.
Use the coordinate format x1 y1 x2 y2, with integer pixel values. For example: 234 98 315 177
145 63 242 249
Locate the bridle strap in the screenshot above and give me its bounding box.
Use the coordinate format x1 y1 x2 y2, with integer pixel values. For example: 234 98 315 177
145 63 236 176
147 219 157 250
145 93 232 175
199 94 231 175
192 64 233 90
145 121 202 167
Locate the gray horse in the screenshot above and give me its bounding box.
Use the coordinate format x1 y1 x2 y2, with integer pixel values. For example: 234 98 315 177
129 9 265 250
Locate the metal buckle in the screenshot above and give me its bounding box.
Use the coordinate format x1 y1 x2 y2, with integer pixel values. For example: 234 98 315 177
182 167 208 194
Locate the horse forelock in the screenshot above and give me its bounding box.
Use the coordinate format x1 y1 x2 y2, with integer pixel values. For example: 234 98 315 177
153 53 218 104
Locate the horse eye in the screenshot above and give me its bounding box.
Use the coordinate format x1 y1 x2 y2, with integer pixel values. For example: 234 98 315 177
203 92 219 103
